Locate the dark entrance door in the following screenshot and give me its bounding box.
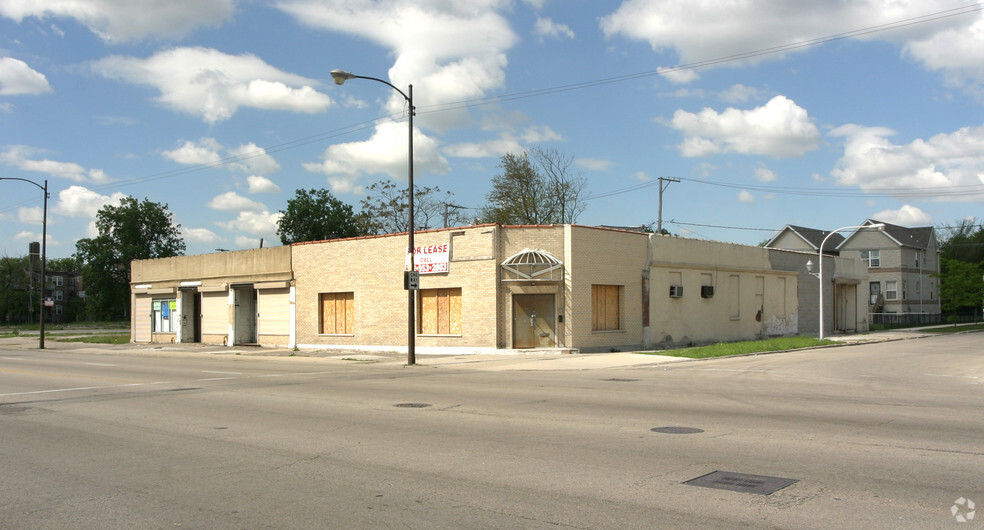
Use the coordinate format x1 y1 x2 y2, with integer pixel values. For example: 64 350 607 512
512 294 556 349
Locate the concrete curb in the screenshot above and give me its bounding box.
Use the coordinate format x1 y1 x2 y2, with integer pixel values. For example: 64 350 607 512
1 327 971 372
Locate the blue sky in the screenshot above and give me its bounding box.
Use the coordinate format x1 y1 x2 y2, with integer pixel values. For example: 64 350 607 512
2 0 983 259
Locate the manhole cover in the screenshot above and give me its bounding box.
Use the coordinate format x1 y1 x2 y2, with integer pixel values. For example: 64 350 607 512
394 403 431 408
684 471 798 495
651 426 704 434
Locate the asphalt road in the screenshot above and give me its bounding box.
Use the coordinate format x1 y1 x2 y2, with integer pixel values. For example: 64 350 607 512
1 334 982 529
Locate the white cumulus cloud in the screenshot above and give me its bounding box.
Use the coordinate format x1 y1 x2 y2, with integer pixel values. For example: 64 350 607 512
871 205 933 226
830 123 984 199
53 185 127 218
162 138 222 166
600 0 984 91
163 138 280 175
754 164 778 182
18 206 44 224
670 95 820 158
535 16 575 40
93 47 332 123
207 192 266 212
182 227 222 243
0 0 236 43
0 57 52 95
1 145 111 183
278 0 518 187
305 121 448 193
246 175 280 194
218 210 282 236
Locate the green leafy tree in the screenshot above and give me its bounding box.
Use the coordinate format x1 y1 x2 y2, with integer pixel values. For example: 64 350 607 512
939 218 984 264
359 179 467 235
277 188 365 244
936 256 984 322
0 254 31 324
480 152 554 224
479 150 588 225
75 196 185 321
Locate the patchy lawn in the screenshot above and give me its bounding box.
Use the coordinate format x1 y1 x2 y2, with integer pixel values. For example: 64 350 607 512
639 336 837 359
925 323 984 333
54 333 131 345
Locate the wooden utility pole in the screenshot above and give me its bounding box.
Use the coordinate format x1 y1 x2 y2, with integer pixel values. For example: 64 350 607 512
657 177 680 234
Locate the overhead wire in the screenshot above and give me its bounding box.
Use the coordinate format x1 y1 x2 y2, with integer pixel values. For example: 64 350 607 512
3 3 983 210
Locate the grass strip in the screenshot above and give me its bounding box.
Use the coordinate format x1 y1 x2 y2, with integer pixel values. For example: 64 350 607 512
54 333 131 345
924 323 984 333
639 336 837 359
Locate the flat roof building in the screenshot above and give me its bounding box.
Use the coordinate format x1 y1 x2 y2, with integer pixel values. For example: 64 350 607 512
131 224 872 353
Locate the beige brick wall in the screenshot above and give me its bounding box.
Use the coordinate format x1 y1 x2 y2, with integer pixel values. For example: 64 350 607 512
497 225 568 348
566 226 649 351
292 226 499 351
648 236 798 346
131 224 808 352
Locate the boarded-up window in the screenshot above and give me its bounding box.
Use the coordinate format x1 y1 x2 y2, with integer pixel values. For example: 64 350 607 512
592 284 621 331
320 292 354 334
418 288 462 335
729 275 740 320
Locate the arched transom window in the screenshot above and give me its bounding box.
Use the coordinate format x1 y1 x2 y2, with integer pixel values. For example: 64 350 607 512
501 249 563 282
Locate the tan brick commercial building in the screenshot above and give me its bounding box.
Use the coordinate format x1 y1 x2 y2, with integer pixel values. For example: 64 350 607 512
131 224 869 354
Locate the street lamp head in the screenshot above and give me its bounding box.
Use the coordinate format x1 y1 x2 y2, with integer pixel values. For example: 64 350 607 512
868 223 886 231
330 69 354 85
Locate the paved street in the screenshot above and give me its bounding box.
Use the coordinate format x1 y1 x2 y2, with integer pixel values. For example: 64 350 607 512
1 333 982 528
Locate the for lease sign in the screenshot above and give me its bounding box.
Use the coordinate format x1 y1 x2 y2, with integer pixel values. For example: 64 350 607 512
405 243 449 274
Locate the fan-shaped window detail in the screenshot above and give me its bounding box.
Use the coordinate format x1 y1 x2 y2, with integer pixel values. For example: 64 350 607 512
501 249 563 282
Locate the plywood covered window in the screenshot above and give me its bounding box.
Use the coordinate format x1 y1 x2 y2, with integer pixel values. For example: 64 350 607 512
592 284 621 331
418 288 462 335
320 292 354 335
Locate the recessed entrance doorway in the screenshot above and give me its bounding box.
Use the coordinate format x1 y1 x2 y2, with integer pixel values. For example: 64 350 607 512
512 294 556 349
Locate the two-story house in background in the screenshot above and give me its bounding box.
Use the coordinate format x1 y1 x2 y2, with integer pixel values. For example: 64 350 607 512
769 219 941 329
836 219 940 325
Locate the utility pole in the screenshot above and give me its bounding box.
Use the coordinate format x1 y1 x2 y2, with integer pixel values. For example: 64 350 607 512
657 177 679 234
443 203 465 228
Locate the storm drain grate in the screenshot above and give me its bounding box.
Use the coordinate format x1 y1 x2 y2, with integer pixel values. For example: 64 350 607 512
604 378 640 382
651 426 704 434
394 403 431 408
683 471 798 495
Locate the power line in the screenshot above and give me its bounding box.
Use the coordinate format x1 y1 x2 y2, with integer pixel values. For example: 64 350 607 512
415 3 984 114
5 3 982 207
679 177 984 199
667 220 984 234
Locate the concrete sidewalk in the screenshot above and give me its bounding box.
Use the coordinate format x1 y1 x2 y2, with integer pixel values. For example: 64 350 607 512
1 326 948 371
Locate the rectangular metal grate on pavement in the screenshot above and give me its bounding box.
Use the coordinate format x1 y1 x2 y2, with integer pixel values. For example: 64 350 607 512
683 471 798 495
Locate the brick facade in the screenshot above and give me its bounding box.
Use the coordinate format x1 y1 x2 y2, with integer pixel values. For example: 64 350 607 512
132 224 834 353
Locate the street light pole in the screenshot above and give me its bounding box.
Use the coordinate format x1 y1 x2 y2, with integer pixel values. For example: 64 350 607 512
330 69 416 365
1 177 48 349
809 223 885 340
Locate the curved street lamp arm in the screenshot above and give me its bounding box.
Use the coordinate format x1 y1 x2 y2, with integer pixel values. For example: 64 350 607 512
330 69 412 105
0 176 46 192
0 177 48 349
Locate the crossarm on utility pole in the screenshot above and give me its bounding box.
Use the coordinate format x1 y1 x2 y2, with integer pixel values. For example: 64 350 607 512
657 177 680 234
